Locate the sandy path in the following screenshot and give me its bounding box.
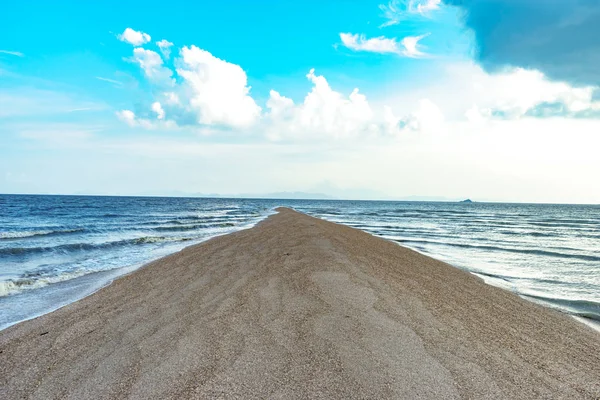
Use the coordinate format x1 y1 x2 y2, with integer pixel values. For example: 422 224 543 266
1 208 599 399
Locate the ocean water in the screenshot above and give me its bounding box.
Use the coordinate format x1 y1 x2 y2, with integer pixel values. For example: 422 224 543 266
1 195 599 330
0 195 276 329
293 200 600 328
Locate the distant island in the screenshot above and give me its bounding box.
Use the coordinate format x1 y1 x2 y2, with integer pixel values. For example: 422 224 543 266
460 199 474 203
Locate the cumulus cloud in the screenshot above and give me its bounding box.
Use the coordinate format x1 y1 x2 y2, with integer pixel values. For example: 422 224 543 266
265 69 377 140
117 31 436 136
380 61 600 126
176 45 262 128
402 99 445 131
116 110 137 126
116 32 598 140
340 33 430 57
116 109 176 129
383 99 445 134
444 0 600 86
463 66 600 120
156 39 173 58
151 102 165 119
118 28 151 46
119 43 261 129
380 0 442 27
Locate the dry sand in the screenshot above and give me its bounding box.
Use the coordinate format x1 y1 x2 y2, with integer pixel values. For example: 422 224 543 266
1 208 599 399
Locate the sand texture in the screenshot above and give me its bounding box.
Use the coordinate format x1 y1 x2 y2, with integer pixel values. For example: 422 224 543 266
1 208 599 399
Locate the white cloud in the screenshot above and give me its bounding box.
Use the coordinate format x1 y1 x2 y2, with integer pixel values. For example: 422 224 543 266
116 38 440 137
415 0 441 14
116 109 175 129
116 110 137 126
340 33 400 54
0 50 24 57
266 90 294 119
130 48 174 86
340 33 430 57
378 61 600 123
156 39 174 59
464 104 492 124
401 33 430 58
151 102 165 119
176 45 262 128
265 69 377 140
118 28 151 46
452 64 600 120
119 44 261 129
115 35 600 143
379 0 442 27
382 99 445 136
402 99 445 132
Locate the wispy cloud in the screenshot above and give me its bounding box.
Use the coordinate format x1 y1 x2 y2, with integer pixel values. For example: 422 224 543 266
339 33 430 58
156 39 174 59
400 33 430 58
379 0 441 27
340 33 400 54
0 50 24 57
96 76 123 86
0 88 106 118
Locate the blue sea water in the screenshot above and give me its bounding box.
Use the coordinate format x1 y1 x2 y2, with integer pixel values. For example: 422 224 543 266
1 195 599 330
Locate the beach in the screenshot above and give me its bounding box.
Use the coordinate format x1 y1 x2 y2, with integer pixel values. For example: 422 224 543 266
1 207 599 399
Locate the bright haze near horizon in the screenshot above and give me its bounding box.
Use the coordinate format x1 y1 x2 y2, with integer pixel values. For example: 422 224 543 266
1 0 599 203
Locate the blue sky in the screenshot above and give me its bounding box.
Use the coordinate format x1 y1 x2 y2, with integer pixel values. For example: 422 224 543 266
2 0 600 202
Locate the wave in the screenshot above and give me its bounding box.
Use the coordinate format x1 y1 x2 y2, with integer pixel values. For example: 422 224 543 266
0 228 85 240
134 236 193 244
394 239 600 262
151 222 235 232
496 230 555 237
309 209 342 215
137 215 247 227
521 294 600 322
0 270 90 297
532 217 600 225
226 209 259 216
0 236 194 257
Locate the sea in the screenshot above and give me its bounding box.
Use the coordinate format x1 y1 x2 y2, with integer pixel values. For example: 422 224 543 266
1 194 599 331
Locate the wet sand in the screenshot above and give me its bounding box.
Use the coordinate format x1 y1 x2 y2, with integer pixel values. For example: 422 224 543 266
1 208 599 399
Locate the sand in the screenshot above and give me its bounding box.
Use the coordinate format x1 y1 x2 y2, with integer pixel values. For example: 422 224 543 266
1 208 599 399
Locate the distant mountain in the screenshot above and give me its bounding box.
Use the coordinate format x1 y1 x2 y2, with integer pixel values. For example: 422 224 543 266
236 191 335 200
460 199 474 203
135 191 336 200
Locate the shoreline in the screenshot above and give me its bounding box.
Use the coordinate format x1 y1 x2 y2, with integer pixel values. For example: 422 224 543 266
385 240 600 333
0 212 275 332
2 205 597 335
310 214 600 333
2 208 599 398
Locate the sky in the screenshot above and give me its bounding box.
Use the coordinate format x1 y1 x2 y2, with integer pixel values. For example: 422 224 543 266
1 0 600 203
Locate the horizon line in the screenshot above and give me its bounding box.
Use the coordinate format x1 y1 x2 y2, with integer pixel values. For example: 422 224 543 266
0 192 598 206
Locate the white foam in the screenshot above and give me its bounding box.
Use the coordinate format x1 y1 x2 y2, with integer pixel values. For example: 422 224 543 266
0 270 88 297
0 230 53 239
